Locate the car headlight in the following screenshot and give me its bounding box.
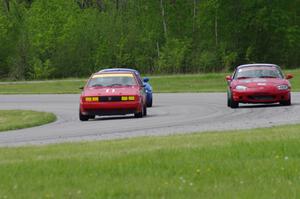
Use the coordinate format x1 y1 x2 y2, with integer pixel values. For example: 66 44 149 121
277 85 289 90
235 85 247 91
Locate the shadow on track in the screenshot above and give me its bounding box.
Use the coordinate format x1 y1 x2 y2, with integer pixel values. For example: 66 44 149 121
291 102 300 106
238 103 290 109
86 114 154 121
92 115 134 121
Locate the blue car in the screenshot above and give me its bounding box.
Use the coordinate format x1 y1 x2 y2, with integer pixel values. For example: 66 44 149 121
99 68 153 107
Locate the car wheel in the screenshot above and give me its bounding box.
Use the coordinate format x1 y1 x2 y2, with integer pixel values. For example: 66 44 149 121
280 98 291 106
230 100 239 108
229 94 239 108
147 99 153 107
143 105 147 116
79 111 89 121
227 92 231 107
134 104 144 118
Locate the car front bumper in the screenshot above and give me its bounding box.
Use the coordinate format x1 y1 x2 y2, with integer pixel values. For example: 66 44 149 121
232 89 290 103
80 101 142 116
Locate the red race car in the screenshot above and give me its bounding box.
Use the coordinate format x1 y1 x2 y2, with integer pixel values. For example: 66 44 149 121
79 71 147 121
226 64 293 108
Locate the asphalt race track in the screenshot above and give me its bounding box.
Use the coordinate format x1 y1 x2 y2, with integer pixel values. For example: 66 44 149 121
1 93 300 147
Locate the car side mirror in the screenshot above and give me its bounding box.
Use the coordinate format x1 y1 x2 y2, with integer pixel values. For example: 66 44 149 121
226 75 232 81
286 74 293 79
143 77 149 83
79 86 84 90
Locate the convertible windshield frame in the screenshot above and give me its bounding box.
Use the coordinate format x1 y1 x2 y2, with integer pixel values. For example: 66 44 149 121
233 67 284 80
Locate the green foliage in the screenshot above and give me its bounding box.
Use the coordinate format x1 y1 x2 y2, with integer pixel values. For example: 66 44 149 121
26 0 80 77
0 9 10 77
31 58 55 79
158 38 190 73
220 45 238 71
0 0 299 79
6 1 30 80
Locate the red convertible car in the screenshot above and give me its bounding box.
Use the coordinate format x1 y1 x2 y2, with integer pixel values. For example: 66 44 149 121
226 64 293 108
79 71 147 121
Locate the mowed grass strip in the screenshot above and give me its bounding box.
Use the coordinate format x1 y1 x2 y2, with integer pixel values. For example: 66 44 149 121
0 125 300 198
0 110 56 132
0 80 85 94
151 73 226 92
0 69 299 94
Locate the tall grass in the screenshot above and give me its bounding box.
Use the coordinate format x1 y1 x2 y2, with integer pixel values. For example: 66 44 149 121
0 124 300 198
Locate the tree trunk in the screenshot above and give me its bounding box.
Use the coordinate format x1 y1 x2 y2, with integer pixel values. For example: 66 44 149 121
215 8 218 46
156 41 160 58
116 0 119 10
96 0 104 11
160 0 167 38
193 0 197 32
3 0 9 12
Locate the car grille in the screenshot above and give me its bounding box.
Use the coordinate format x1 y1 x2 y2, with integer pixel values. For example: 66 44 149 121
248 95 275 100
99 96 121 102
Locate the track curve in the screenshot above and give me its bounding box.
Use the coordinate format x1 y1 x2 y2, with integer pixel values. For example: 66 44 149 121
0 93 300 147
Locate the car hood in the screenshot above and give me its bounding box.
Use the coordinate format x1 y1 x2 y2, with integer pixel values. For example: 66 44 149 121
232 78 289 88
82 86 140 96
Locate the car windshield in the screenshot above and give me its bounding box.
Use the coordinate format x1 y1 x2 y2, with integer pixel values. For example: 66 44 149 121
87 74 137 87
234 68 283 79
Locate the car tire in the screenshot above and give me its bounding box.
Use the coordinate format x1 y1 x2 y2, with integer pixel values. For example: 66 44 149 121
147 99 153 107
143 105 147 116
280 98 291 106
134 104 144 118
227 91 231 107
79 111 89 121
229 94 239 108
230 100 239 108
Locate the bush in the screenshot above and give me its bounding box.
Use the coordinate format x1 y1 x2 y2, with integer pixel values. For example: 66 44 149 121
158 38 190 73
31 58 55 79
198 51 219 72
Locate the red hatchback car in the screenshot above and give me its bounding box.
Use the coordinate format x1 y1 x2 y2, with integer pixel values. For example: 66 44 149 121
79 71 147 121
226 64 293 108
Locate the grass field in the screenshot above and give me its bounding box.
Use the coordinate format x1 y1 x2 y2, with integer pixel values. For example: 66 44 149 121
0 69 299 94
0 110 56 132
0 124 300 198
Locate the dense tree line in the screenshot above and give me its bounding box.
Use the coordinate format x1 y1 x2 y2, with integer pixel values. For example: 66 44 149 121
0 0 299 79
